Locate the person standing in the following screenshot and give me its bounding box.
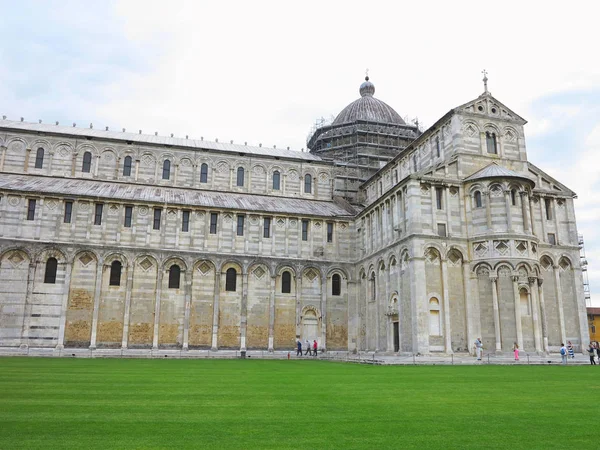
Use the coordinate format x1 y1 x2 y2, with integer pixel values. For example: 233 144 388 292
513 342 519 361
589 344 597 365
304 339 311 356
560 343 568 365
567 341 575 359
313 340 318 357
596 342 600 361
296 339 302 357
474 338 483 361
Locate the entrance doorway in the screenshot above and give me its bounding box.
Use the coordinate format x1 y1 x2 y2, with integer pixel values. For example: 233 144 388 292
393 322 399 352
302 310 319 343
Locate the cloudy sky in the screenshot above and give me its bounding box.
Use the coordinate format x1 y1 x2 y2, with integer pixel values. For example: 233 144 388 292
1 0 599 304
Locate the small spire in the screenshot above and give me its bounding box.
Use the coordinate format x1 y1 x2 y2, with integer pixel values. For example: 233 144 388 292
482 69 489 94
365 68 369 81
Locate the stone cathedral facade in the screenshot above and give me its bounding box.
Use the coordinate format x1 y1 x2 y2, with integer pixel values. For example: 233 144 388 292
0 76 589 354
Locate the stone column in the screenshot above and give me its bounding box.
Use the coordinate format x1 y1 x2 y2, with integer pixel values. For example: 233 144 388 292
182 269 192 350
24 148 31 172
441 258 452 353
240 272 248 351
445 186 452 237
385 265 392 351
121 266 134 349
539 196 547 241
374 272 380 352
0 145 6 171
211 269 221 350
295 271 302 338
71 152 77 177
268 275 275 352
512 274 523 349
537 278 549 353
151 267 164 349
56 260 73 349
134 159 140 181
529 195 538 237
462 262 474 355
490 275 502 352
320 272 327 351
485 192 492 231
20 261 37 347
410 257 429 354
89 259 105 349
174 164 179 185
430 185 437 233
94 155 100 177
553 198 561 245
553 265 567 344
528 277 542 352
382 201 388 244
520 192 530 233
504 190 513 232
48 151 54 174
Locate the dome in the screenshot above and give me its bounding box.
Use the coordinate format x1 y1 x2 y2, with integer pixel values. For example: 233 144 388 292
332 76 405 126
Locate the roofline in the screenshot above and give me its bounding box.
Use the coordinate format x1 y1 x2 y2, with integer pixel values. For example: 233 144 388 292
0 119 325 164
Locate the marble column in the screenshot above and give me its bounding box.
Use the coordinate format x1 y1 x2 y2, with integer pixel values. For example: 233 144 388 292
182 269 192 350
56 261 73 349
151 268 164 349
490 276 502 352
210 269 221 350
441 258 452 353
512 275 523 349
537 278 549 353
553 265 567 344
121 266 134 349
89 259 105 349
528 277 542 352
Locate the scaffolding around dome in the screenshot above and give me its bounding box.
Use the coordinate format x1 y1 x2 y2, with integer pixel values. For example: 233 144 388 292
307 76 419 202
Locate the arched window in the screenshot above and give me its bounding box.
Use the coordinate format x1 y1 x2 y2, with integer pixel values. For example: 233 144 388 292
511 189 517 206
44 257 58 284
109 260 122 286
281 271 291 294
34 147 44 169
168 264 181 289
236 167 244 186
474 191 482 208
520 288 530 315
200 163 208 183
370 274 376 302
304 174 312 194
429 298 441 335
162 160 171 180
332 274 341 296
226 268 237 291
82 151 92 173
486 132 497 154
123 156 132 176
273 171 280 190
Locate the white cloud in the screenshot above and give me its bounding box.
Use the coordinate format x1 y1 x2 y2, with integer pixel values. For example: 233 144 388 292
2 0 600 304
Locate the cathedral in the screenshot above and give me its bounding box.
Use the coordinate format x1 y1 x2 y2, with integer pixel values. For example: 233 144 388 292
0 74 589 355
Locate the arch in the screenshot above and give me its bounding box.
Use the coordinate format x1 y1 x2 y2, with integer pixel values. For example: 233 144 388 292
200 163 209 183
558 256 572 270
162 159 171 180
236 167 245 186
0 246 32 262
123 155 133 176
304 173 312 194
423 243 444 258
473 262 493 275
301 304 321 317
493 261 515 275
44 257 58 284
35 246 67 263
82 151 92 173
539 255 555 269
515 261 533 274
163 257 187 271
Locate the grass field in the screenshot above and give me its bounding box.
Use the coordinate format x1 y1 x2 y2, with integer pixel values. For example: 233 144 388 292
0 358 596 449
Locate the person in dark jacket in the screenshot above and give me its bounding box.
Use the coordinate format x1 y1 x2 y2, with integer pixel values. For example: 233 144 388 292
296 339 302 357
588 344 596 365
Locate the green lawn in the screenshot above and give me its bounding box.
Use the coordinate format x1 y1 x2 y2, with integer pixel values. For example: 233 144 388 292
0 358 596 449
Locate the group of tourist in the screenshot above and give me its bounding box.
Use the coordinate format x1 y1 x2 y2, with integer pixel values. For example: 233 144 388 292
296 339 318 356
474 337 600 365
